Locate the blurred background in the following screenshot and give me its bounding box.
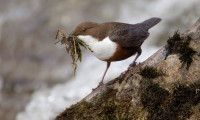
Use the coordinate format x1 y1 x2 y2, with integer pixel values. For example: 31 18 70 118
0 0 199 120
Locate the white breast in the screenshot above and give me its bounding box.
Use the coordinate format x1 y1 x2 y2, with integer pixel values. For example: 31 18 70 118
78 35 117 61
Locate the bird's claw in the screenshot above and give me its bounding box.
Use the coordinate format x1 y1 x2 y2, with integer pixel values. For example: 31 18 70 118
120 62 138 77
128 62 137 71
92 81 104 91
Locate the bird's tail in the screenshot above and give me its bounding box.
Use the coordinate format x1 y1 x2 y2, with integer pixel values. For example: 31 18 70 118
140 17 161 30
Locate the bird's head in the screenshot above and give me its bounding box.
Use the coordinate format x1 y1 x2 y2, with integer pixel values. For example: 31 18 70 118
72 22 99 36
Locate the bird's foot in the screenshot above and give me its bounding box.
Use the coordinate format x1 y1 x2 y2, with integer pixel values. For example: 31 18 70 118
120 62 138 77
128 62 137 71
92 81 104 91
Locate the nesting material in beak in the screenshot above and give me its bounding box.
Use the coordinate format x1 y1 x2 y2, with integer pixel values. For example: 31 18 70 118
55 29 92 76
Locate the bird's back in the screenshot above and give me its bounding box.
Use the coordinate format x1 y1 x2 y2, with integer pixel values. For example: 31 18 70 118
108 17 161 48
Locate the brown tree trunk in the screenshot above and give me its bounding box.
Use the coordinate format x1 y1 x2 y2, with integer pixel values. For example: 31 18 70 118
55 18 200 120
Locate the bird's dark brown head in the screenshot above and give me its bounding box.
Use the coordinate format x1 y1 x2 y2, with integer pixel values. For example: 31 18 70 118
72 22 99 36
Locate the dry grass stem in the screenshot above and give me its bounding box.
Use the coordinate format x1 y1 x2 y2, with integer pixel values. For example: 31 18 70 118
55 29 92 76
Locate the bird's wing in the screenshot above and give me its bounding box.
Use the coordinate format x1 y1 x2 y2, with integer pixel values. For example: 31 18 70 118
109 24 149 48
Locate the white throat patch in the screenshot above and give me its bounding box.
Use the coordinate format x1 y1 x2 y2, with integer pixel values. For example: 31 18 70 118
78 35 117 61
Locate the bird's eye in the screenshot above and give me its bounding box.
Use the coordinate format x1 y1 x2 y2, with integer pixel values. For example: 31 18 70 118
82 28 86 31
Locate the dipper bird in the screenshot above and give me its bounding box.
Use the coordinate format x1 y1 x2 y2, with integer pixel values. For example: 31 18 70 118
72 17 161 88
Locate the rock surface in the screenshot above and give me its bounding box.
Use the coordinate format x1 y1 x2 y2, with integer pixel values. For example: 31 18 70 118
55 19 200 120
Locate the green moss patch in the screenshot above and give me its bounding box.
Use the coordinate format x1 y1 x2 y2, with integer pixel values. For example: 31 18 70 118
55 88 140 120
55 78 200 120
140 66 164 79
140 78 200 120
165 31 196 70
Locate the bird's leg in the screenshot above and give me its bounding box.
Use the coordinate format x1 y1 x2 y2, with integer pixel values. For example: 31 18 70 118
121 48 142 76
129 53 141 70
129 47 142 70
98 62 111 86
93 62 111 90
